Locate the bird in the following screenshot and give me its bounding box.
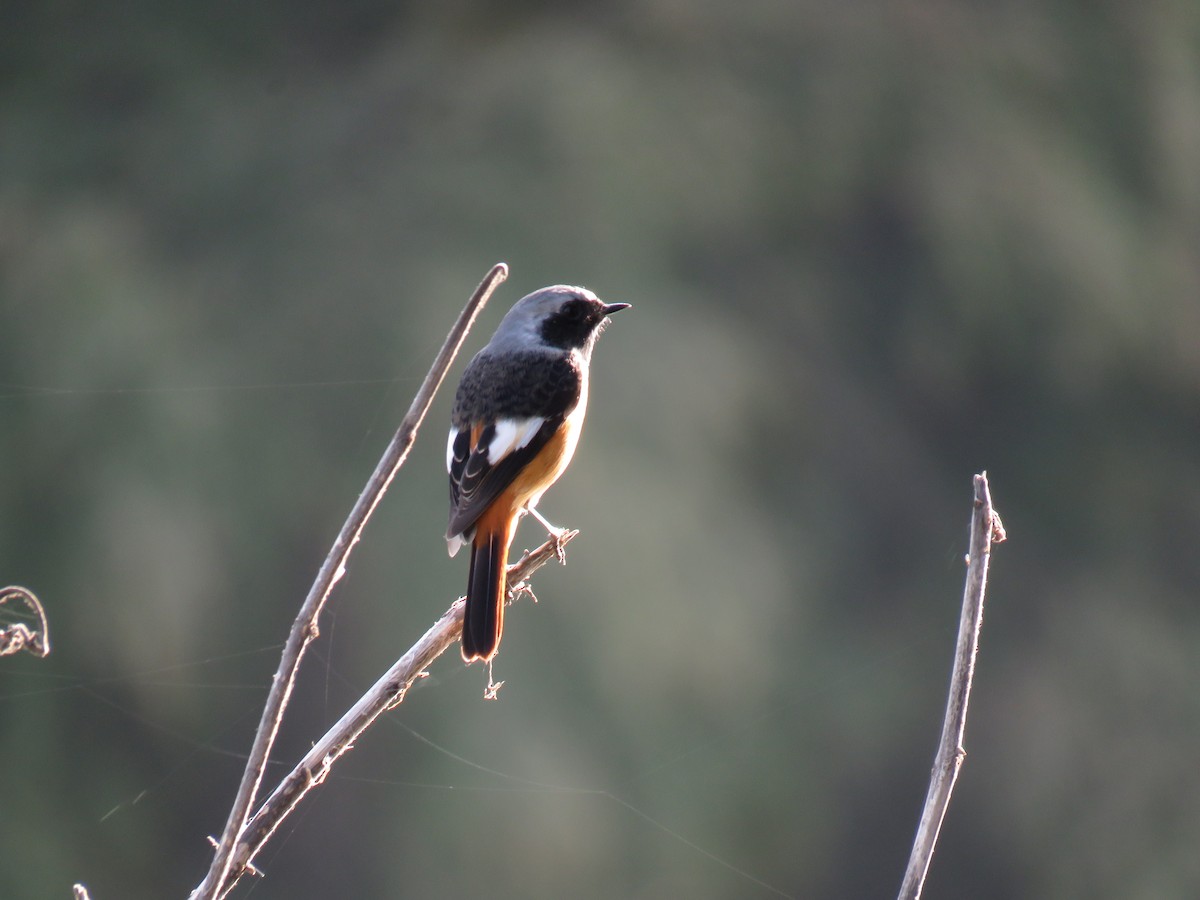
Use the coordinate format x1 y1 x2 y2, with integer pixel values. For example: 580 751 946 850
446 285 630 662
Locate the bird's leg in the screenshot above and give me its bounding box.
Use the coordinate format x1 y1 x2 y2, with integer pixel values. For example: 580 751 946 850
525 506 568 564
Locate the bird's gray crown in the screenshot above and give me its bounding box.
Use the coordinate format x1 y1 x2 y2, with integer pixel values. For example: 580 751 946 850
485 285 599 353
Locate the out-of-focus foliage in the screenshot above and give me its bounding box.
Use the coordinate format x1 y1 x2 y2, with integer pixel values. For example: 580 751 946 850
3 2 1199 898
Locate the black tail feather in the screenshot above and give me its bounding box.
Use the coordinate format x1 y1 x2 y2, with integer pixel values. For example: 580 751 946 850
461 529 507 661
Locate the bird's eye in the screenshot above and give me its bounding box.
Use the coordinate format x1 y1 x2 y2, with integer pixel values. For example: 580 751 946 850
563 301 586 320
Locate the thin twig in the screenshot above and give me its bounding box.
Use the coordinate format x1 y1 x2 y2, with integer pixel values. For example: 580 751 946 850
212 530 577 898
897 472 1005 900
190 263 508 900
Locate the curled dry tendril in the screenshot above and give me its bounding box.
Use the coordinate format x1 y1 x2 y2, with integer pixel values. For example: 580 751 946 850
0 585 51 658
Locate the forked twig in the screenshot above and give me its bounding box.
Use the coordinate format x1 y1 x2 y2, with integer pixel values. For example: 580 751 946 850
190 263 508 900
214 531 577 897
897 472 1006 900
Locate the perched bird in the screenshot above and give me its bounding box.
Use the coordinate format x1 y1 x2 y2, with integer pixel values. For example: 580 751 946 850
446 285 630 662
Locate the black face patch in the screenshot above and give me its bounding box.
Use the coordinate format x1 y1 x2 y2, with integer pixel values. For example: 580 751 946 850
539 298 604 350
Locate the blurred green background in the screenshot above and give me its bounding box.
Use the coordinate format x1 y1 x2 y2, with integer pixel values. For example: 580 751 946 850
3 2 1199 898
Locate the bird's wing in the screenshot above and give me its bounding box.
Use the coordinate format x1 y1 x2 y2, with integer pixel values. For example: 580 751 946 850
446 353 581 545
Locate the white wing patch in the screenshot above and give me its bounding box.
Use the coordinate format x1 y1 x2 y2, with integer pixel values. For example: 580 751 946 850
446 428 459 473
486 417 545 465
445 418 543 557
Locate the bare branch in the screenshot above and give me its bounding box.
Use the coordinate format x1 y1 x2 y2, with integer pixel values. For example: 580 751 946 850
190 263 508 900
897 471 1005 900
214 530 577 898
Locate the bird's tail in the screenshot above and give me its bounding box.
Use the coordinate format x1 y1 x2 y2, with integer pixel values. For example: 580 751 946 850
461 513 516 662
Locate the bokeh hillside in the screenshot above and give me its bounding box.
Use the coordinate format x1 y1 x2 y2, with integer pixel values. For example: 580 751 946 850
3 3 1199 898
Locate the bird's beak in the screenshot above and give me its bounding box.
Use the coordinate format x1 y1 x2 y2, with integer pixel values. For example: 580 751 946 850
601 302 631 316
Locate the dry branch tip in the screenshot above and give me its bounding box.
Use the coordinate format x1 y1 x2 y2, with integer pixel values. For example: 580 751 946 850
896 471 1003 900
